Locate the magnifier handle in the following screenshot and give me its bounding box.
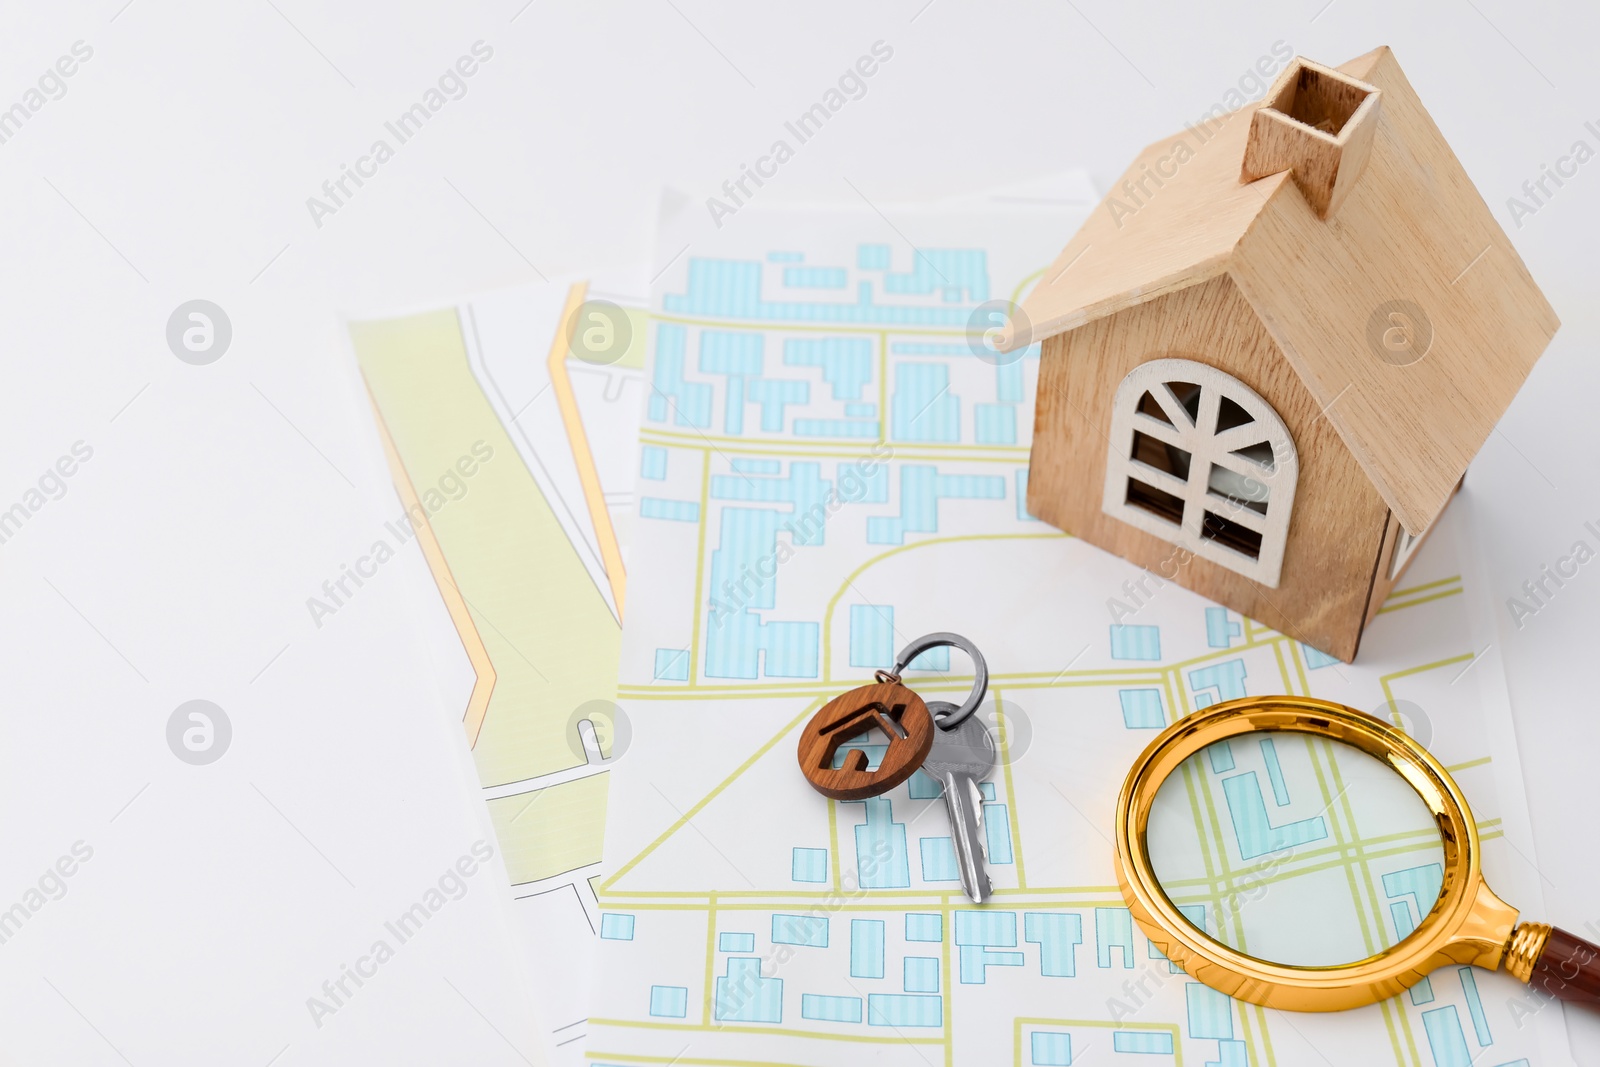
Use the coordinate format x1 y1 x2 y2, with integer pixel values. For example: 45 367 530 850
1521 925 1600 1007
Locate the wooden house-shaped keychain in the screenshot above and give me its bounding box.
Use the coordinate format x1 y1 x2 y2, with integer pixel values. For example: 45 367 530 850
1004 47 1558 662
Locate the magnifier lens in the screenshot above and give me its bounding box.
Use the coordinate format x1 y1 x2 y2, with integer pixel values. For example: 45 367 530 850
1146 732 1447 968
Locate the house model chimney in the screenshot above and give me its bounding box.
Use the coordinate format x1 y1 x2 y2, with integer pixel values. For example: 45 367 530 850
1240 57 1382 218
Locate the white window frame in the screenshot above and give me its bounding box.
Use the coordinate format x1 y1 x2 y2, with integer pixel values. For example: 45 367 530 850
1102 358 1299 586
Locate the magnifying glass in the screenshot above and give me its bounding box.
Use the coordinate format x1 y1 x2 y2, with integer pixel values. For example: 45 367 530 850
1115 695 1600 1011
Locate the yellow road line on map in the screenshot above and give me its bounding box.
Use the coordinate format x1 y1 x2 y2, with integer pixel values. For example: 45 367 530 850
586 1053 852 1067
1239 1004 1273 1067
877 331 888 444
649 312 977 339
615 677 1164 702
689 449 711 685
819 532 1068 684
1376 587 1462 616
701 891 717 1026
586 1055 844 1067
365 376 496 747
1388 575 1461 599
1176 673 1278 1067
1009 267 1046 307
1386 994 1423 1067
619 666 1163 700
1271 639 1294 694
548 281 628 620
601 893 1127 909
1378 653 1476 728
1163 835 1475 895
829 799 843 893
1011 1019 1184 1067
1289 638 1312 697
942 909 955 1067
601 699 823 891
1320 731 1420 1067
638 430 1029 463
994 690 1028 890
1149 633 1297 679
1158 822 1451 889
598 901 1132 915
589 1017 942 1045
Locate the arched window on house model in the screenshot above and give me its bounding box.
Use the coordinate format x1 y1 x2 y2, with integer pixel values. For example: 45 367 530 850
1102 358 1299 587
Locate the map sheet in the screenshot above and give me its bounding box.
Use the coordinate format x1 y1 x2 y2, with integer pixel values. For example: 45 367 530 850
348 273 648 1064
586 191 1573 1067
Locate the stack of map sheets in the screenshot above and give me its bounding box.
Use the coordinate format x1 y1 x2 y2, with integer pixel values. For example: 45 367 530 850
348 172 1575 1067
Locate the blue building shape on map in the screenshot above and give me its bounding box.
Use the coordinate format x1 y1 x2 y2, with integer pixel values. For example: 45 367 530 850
867 466 1005 545
715 957 783 1023
649 323 712 427
703 506 819 679
662 256 986 326
850 797 911 888
1025 912 1082 977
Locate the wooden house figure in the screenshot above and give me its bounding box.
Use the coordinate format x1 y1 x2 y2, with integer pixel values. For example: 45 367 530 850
1005 47 1557 661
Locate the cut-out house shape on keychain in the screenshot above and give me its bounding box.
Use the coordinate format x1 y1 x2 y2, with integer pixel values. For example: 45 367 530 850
1002 46 1558 662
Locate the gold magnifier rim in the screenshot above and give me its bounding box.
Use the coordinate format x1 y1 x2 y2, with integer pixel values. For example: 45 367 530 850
1115 694 1518 1012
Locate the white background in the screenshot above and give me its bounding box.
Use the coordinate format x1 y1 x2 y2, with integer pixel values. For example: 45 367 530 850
0 0 1595 1063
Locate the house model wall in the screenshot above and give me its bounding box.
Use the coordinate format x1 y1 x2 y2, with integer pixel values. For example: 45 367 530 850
1007 47 1558 662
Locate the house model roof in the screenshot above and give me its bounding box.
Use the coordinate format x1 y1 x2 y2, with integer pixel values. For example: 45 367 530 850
1009 47 1559 536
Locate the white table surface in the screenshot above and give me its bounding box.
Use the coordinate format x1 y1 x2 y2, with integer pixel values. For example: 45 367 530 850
2 0 1595 1062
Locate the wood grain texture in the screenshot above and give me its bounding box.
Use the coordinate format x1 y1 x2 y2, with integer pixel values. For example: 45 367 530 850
1003 101 1290 350
1015 45 1557 540
1239 58 1382 219
1529 926 1600 1006
797 682 933 800
1028 274 1389 662
1230 46 1559 535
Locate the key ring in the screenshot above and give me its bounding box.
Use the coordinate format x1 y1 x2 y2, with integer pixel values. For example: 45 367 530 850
874 632 988 728
797 631 999 899
797 631 989 800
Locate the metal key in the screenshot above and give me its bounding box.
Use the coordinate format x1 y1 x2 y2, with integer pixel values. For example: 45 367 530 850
923 714 996 904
